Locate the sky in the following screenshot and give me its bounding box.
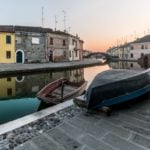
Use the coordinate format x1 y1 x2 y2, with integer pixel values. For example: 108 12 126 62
1 0 150 52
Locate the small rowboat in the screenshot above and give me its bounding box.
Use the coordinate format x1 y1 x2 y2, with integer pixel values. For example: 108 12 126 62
74 69 150 110
37 78 87 105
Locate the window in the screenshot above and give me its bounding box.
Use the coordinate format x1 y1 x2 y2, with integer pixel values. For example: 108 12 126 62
72 39 74 45
63 40 66 46
75 50 78 57
7 88 12 96
6 51 11 59
50 38 53 45
7 77 11 82
130 53 133 58
141 45 144 49
6 35 11 44
130 46 134 50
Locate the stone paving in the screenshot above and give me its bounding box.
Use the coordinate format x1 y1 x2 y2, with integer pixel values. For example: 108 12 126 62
15 94 150 150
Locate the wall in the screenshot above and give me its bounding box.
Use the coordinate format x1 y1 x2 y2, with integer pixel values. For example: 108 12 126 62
15 32 46 63
0 32 15 63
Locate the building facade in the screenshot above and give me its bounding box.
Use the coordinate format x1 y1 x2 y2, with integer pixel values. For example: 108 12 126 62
46 31 83 62
0 26 15 63
0 25 84 63
15 26 50 63
129 41 150 61
107 35 150 61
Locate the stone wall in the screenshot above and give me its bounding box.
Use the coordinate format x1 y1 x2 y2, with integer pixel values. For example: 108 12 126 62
15 32 46 63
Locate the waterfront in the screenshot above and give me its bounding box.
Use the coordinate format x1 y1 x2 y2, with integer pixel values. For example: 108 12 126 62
0 61 146 125
0 60 150 149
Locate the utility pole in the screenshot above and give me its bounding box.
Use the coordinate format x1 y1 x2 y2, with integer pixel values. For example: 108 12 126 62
42 7 44 27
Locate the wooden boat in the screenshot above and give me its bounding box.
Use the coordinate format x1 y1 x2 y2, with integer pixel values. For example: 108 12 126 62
37 78 87 104
74 69 150 110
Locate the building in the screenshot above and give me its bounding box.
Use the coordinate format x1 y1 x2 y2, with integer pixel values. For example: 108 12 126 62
0 26 15 63
107 35 150 61
0 25 84 63
15 26 52 63
46 31 83 62
129 35 150 61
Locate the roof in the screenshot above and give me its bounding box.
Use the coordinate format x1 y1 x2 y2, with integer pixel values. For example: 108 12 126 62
0 25 14 33
0 25 83 41
133 35 150 43
0 25 53 33
15 26 53 33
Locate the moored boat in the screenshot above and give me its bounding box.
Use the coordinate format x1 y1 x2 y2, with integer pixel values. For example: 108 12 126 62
37 78 87 105
74 69 150 109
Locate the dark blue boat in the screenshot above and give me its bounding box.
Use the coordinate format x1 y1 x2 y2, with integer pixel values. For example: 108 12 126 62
74 69 150 109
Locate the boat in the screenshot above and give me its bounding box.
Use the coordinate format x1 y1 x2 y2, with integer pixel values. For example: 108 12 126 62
37 78 87 105
74 69 150 110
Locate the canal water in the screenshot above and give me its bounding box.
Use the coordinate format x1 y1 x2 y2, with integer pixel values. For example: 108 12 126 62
0 61 145 124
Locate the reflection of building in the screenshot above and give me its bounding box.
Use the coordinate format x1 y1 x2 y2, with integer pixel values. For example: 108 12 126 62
15 73 54 97
66 69 84 84
109 61 143 70
0 77 16 99
15 70 85 97
0 69 85 100
0 26 15 63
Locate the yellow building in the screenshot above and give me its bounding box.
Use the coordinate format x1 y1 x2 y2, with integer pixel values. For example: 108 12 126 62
0 32 15 63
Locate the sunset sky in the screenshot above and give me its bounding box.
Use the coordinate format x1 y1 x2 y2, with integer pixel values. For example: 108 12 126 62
1 0 150 51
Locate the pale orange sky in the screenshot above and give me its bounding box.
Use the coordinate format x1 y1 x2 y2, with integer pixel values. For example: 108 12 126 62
1 0 150 52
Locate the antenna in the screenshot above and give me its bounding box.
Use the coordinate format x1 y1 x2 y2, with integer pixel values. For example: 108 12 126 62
42 7 44 27
54 15 58 31
62 10 66 32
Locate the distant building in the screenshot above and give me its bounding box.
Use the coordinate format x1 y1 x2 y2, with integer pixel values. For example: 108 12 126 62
129 35 150 61
0 25 84 63
107 35 150 61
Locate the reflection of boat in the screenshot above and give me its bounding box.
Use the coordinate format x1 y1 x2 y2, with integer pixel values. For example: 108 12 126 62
37 78 87 104
74 69 150 109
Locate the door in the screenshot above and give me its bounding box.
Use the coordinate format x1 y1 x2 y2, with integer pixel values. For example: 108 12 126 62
16 51 23 63
49 50 53 61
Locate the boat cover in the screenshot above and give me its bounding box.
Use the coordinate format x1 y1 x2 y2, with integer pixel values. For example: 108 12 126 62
85 69 150 109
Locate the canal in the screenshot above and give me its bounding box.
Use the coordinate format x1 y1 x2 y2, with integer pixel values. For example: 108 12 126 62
0 61 145 125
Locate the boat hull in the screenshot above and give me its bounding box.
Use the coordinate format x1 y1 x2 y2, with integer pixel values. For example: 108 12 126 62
75 69 150 109
37 78 87 105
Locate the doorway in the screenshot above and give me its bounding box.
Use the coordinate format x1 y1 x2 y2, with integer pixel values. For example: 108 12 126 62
16 49 24 63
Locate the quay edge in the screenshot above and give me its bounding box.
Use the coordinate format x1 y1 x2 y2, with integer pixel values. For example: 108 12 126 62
0 59 101 76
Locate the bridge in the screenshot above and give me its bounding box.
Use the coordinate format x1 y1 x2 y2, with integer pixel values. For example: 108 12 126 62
84 52 112 61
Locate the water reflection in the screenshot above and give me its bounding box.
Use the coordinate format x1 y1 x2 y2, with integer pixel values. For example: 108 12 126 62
0 61 146 124
0 68 85 124
109 61 144 70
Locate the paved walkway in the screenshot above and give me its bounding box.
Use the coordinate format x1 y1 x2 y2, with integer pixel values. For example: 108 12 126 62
0 59 100 76
15 94 150 150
